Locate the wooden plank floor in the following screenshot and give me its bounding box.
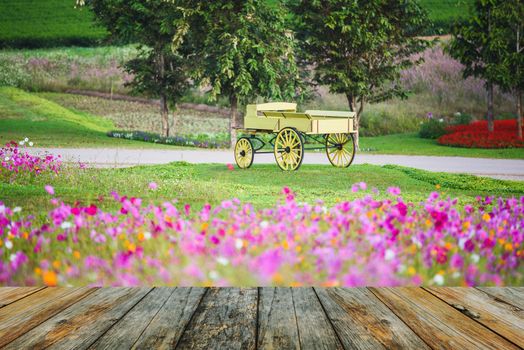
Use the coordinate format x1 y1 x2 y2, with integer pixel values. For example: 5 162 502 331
0 287 522 349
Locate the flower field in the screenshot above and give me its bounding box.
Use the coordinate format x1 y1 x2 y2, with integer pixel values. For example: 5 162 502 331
438 119 524 148
1 141 523 287
1 183 522 287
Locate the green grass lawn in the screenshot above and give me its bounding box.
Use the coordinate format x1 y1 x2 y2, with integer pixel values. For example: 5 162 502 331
360 133 524 159
0 0 106 48
0 87 174 149
3 162 524 216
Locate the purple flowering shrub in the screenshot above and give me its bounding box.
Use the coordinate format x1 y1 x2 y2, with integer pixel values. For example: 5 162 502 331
1 185 522 287
0 140 61 183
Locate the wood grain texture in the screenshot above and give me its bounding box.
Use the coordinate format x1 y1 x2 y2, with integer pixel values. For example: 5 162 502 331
0 287 43 308
292 288 343 350
478 287 524 310
316 288 429 350
89 287 174 350
3 287 151 350
257 287 300 350
176 288 258 350
371 287 519 350
426 287 524 348
131 287 206 350
0 287 96 348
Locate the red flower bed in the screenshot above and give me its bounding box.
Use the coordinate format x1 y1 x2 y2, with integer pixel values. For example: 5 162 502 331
437 119 524 148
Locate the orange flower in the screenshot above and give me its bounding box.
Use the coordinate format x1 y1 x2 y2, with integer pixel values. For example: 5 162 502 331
43 271 57 286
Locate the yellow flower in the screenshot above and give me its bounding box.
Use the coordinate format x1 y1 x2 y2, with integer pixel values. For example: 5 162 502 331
407 266 416 275
52 260 61 269
482 213 491 222
272 273 284 284
282 240 289 250
34 267 42 276
435 184 441 189
73 251 81 259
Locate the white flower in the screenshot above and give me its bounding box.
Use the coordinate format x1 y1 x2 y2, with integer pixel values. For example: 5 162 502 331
61 221 72 229
433 274 444 285
209 271 219 280
24 137 28 142
260 221 269 228
5 240 13 250
384 249 395 261
19 141 25 146
439 118 444 123
216 257 229 266
29 142 34 147
458 238 467 250
4 157 9 161
0 205 5 214
13 207 21 213
452 271 461 279
471 254 480 263
10 254 17 262
235 238 243 250
143 232 152 240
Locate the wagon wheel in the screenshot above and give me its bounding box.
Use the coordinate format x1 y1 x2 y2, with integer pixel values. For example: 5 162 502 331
325 133 355 168
274 128 304 171
234 137 254 169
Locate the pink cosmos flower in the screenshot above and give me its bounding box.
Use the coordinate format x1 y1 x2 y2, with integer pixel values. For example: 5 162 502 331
44 185 55 195
148 182 158 190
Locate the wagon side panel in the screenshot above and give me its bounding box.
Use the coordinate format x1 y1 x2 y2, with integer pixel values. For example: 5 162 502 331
311 118 355 134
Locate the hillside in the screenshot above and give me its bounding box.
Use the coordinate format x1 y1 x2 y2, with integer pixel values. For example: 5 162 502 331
0 0 106 48
0 0 473 48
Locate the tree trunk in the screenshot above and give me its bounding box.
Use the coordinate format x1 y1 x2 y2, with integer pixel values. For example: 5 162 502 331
518 89 523 140
229 95 238 148
160 94 169 137
346 93 361 150
487 81 495 133
158 51 169 137
172 107 178 135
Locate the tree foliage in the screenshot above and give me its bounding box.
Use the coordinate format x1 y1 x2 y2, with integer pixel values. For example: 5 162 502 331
290 0 432 146
81 0 195 137
190 0 302 146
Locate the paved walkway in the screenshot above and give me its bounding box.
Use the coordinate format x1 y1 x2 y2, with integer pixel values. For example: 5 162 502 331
30 148 524 181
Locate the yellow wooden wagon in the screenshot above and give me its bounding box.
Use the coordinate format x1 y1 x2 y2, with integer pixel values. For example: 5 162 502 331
234 102 357 171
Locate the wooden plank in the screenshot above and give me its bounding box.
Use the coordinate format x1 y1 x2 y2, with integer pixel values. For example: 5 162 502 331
371 287 519 350
315 288 430 350
176 288 257 350
4 287 151 350
89 288 174 350
0 287 44 308
292 288 343 349
426 287 524 348
131 288 206 350
0 287 96 348
478 287 524 310
257 287 300 350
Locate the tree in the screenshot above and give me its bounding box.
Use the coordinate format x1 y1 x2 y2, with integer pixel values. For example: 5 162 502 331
448 0 505 133
290 0 432 147
80 0 194 137
492 0 524 139
191 0 302 147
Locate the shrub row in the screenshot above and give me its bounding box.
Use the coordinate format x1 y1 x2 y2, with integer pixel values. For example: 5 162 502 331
107 130 230 149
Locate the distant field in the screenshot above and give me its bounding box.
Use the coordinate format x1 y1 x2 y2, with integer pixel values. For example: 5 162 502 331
420 0 474 33
0 0 473 48
0 0 106 48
